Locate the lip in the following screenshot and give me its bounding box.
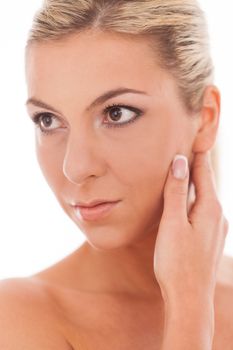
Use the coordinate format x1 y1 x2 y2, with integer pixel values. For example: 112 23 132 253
73 200 121 221
73 199 120 208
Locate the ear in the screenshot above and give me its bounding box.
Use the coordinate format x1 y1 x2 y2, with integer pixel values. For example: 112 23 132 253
192 85 221 153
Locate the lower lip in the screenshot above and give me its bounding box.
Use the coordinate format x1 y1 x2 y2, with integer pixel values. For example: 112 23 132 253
73 201 120 221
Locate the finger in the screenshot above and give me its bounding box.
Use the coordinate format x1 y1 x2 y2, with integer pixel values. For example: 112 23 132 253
162 154 190 223
190 151 218 205
187 181 196 215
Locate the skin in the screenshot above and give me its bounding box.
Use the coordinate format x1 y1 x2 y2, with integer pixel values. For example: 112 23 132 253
153 151 228 349
22 29 232 348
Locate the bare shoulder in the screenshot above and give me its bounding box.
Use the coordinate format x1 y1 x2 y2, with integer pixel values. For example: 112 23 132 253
213 254 233 349
0 277 73 349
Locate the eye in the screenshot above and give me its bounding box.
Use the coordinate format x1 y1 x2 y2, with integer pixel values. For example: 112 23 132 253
30 103 144 135
102 103 143 128
31 112 63 135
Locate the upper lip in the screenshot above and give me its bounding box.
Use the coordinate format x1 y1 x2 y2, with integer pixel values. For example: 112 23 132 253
72 199 120 208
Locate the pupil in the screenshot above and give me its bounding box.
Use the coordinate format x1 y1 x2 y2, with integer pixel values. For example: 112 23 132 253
110 107 122 121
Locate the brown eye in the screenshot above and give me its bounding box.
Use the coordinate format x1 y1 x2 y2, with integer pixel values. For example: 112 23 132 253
40 113 53 127
31 112 62 135
103 104 143 128
108 106 123 122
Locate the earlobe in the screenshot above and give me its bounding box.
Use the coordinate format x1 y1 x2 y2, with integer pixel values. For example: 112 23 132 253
191 85 221 153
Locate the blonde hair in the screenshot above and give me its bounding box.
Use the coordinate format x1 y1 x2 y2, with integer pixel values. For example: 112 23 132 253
26 0 220 192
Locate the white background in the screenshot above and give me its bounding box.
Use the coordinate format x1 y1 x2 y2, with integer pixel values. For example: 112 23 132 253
0 0 232 279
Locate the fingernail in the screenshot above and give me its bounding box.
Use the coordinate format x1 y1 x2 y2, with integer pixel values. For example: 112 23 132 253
172 155 188 180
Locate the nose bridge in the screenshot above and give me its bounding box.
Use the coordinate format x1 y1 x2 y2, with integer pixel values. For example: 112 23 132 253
62 126 103 184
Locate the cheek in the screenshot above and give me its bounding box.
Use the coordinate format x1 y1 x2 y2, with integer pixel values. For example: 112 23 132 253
110 121 174 190
111 135 172 221
35 140 64 192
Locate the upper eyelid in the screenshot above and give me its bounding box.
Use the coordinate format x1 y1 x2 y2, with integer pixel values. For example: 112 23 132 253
30 102 140 120
30 110 60 119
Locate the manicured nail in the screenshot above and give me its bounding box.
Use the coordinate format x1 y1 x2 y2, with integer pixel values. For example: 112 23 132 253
172 155 188 180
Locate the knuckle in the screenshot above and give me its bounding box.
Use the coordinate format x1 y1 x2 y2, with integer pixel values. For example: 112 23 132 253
165 186 187 198
211 201 223 218
193 156 212 174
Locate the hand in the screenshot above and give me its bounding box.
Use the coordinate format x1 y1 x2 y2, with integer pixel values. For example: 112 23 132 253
153 151 229 302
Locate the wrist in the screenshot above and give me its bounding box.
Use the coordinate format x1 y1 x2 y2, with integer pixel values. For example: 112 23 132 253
164 295 215 320
160 284 215 309
162 296 215 349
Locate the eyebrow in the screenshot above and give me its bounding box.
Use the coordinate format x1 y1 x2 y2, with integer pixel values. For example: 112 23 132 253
25 87 149 114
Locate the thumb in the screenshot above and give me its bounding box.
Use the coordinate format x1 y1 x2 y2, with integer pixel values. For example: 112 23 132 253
162 154 190 223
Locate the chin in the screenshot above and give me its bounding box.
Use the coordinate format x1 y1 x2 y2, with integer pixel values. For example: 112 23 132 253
80 218 160 252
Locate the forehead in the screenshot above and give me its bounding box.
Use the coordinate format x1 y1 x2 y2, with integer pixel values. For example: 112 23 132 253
27 32 166 82
25 30 177 106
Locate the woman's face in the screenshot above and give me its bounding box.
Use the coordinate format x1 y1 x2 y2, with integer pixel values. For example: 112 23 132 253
25 30 198 250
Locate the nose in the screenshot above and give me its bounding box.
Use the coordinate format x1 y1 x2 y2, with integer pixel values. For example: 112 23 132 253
62 129 105 185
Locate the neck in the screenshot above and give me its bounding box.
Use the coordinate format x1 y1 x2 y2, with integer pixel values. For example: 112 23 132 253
79 228 162 299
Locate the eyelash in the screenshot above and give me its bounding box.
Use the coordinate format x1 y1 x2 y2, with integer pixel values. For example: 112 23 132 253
31 103 144 135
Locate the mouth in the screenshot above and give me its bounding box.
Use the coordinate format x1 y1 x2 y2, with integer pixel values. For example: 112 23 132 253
73 200 121 222
73 198 120 208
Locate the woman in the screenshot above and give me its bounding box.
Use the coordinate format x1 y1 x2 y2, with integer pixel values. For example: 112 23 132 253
0 0 232 349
